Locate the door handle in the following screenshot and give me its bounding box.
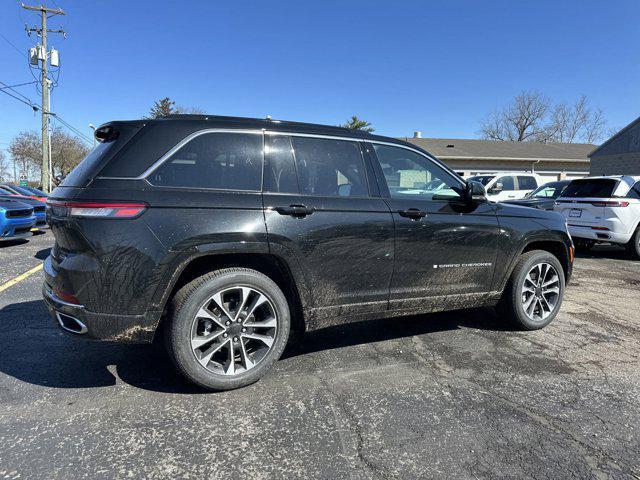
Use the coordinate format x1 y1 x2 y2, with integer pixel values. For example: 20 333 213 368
398 208 427 220
274 204 315 218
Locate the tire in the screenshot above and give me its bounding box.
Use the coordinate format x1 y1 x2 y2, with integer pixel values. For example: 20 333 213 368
574 238 595 253
497 250 565 330
165 268 291 391
626 226 640 260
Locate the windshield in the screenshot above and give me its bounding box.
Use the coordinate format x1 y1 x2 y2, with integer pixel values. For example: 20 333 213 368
529 181 569 199
23 186 47 196
467 175 495 186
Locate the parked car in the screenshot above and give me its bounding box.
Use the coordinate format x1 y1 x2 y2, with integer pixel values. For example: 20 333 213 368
0 187 47 229
503 180 571 210
466 173 541 201
44 115 573 391
0 198 35 241
0 184 46 203
554 175 640 258
17 185 48 198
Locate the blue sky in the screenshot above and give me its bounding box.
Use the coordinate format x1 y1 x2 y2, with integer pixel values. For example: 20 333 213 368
1 0 639 154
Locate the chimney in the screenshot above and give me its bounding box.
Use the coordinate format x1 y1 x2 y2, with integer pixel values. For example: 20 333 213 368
413 131 422 138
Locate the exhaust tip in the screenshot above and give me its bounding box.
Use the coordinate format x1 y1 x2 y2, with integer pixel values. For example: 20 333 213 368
56 312 88 334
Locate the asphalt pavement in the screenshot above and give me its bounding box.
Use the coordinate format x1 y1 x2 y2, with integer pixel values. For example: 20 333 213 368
1 231 639 479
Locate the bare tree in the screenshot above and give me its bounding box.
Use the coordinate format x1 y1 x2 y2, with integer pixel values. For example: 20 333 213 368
546 95 604 143
9 128 90 183
480 91 608 144
480 91 549 142
0 150 10 182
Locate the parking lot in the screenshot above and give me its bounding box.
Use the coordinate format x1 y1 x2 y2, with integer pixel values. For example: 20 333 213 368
0 231 639 479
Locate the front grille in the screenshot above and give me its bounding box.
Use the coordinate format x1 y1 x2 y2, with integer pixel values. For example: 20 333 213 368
34 205 45 213
6 208 32 218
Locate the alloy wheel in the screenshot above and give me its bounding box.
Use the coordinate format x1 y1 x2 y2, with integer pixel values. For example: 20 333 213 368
521 262 560 322
190 286 277 376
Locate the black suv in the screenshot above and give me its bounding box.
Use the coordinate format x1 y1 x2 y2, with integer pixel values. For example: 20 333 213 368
44 115 573 390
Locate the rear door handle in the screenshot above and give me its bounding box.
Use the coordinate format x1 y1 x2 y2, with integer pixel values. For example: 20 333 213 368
274 204 315 217
398 208 427 220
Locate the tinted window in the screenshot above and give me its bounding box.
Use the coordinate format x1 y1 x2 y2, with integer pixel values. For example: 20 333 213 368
291 137 368 197
517 176 538 190
530 181 568 198
373 144 462 200
562 179 618 198
150 133 263 190
264 135 299 194
628 182 640 199
495 176 515 190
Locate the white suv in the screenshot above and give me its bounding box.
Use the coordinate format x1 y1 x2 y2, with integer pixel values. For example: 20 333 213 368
467 173 541 202
554 175 640 258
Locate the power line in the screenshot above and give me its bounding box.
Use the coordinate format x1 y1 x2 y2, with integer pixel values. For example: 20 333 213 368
0 32 27 59
0 82 93 145
0 80 38 90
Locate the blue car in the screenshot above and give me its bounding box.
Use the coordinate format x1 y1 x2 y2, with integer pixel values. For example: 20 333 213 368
0 187 47 229
0 198 36 241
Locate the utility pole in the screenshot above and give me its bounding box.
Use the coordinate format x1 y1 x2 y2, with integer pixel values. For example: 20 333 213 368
21 3 65 192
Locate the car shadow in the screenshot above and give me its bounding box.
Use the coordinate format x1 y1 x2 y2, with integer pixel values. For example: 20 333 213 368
576 244 635 261
0 239 29 248
35 247 51 260
0 300 509 394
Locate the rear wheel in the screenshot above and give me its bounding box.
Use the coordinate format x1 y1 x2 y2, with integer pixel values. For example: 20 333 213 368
498 250 565 330
626 226 640 260
165 268 290 391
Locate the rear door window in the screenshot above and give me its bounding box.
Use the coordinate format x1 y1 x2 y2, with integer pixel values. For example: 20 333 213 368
263 135 299 194
561 179 618 198
495 176 515 190
517 176 538 190
291 137 369 197
149 132 263 191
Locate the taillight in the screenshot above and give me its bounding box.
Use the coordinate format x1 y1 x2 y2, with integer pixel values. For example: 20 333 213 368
589 201 629 207
47 200 147 219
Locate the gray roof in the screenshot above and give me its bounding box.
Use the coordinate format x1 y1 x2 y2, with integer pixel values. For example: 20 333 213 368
403 138 595 163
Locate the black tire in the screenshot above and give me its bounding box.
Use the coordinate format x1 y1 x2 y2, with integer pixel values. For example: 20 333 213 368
574 238 595 253
165 268 290 391
497 250 565 330
626 226 640 260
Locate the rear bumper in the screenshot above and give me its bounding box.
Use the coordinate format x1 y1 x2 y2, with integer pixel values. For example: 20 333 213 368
42 256 156 343
567 224 632 244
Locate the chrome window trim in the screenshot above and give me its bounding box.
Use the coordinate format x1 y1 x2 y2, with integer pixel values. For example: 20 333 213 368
94 127 463 190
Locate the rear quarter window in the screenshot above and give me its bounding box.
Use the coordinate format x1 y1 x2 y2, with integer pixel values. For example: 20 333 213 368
148 132 263 191
561 179 618 198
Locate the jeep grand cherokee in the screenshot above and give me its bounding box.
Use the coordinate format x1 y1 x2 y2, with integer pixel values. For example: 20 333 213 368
44 115 573 390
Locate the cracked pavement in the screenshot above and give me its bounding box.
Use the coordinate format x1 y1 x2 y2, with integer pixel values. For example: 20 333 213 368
1 231 639 479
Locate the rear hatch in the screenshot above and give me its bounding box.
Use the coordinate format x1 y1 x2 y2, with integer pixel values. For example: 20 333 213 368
554 178 619 226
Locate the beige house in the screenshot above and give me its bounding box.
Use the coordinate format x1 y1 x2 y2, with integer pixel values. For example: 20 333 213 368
401 137 594 183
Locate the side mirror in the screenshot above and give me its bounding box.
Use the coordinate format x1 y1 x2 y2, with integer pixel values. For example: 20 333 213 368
489 182 503 194
466 181 487 204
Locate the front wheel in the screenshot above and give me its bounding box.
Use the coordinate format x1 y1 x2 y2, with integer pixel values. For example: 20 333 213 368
165 268 291 391
497 250 565 330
